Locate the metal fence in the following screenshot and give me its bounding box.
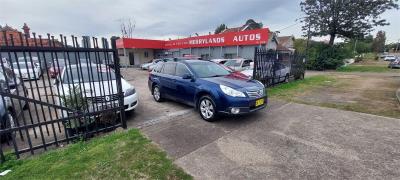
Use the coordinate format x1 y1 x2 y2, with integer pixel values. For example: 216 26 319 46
0 31 126 162
253 48 306 87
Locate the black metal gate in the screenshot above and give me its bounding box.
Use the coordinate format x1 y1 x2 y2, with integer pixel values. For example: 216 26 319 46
0 32 126 162
253 47 306 87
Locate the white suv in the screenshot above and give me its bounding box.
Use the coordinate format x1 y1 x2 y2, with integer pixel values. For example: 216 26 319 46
54 63 138 116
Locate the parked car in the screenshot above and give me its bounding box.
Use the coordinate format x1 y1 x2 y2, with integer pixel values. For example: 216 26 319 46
0 68 29 142
223 59 253 71
148 60 267 121
1 58 10 69
55 63 138 114
384 55 396 61
388 59 400 69
48 59 68 78
148 58 174 71
12 62 41 80
17 56 44 75
141 59 161 70
241 62 291 83
0 95 15 142
210 59 228 64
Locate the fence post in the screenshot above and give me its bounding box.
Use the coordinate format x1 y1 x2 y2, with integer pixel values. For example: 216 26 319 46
253 47 258 80
111 38 127 129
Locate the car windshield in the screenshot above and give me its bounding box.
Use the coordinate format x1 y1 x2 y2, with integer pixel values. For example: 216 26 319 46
13 63 32 69
224 59 242 67
62 65 116 84
189 61 231 78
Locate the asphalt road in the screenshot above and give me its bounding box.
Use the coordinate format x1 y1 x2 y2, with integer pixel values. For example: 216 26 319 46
123 68 400 179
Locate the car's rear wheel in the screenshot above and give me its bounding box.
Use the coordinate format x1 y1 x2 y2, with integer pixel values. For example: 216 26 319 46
152 85 163 102
199 96 217 122
284 74 290 83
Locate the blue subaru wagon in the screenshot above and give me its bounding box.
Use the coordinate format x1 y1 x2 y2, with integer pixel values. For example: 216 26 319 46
148 60 267 121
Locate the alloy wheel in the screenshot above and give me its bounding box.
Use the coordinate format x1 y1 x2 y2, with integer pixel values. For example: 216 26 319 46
153 86 161 101
200 99 214 119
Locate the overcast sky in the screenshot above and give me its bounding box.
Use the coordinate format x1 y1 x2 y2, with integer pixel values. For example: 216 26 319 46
1 0 399 43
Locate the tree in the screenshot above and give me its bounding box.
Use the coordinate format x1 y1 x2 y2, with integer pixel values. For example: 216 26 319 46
300 0 398 46
214 24 227 34
372 31 386 53
118 18 135 38
245 19 263 29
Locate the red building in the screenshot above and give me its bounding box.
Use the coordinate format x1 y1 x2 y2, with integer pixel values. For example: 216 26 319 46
116 28 278 66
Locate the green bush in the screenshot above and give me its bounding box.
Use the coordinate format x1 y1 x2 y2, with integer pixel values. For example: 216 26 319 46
308 45 349 70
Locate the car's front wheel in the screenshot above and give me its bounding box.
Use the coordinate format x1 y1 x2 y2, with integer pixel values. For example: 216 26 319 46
1 110 16 142
152 85 163 102
199 96 217 122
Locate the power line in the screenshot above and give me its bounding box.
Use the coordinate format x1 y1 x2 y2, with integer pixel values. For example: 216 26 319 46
277 21 302 32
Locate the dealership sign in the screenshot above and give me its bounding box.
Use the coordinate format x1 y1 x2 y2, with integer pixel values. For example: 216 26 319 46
117 28 270 49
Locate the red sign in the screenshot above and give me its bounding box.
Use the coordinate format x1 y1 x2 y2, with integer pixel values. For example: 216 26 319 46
117 28 270 49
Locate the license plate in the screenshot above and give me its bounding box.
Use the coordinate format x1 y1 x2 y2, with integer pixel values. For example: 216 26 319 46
255 98 264 107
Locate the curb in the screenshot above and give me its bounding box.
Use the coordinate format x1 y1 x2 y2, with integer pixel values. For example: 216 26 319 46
396 88 400 104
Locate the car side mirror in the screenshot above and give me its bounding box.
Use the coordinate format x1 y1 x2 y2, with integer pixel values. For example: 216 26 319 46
182 73 193 80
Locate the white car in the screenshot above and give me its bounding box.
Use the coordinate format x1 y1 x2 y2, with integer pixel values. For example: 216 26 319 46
241 62 291 82
223 59 253 71
1 58 10 69
384 55 396 61
140 59 161 70
55 63 138 115
210 59 228 64
12 62 41 80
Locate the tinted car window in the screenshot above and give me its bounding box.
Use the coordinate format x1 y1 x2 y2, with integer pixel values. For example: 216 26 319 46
162 63 176 75
153 63 163 73
189 61 230 78
175 63 190 77
243 60 252 67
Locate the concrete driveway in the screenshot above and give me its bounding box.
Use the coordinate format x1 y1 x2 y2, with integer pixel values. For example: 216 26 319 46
123 68 400 179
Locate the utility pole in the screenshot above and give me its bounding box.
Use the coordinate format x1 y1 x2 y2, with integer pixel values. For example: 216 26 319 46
396 39 400 53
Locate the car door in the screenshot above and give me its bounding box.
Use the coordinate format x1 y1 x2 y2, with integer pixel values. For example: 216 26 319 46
159 62 177 100
174 63 196 106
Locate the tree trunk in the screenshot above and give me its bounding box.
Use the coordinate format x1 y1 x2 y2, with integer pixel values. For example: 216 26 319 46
329 33 335 46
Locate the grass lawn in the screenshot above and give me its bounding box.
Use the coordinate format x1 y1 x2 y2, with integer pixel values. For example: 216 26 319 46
269 74 400 119
336 65 399 73
268 75 336 99
0 129 192 180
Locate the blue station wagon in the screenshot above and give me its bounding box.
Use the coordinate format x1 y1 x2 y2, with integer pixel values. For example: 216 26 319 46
148 60 267 121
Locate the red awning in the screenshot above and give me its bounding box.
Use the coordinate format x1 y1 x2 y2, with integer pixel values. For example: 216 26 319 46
117 28 270 49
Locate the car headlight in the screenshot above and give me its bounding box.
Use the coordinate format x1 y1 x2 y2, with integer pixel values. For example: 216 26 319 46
124 88 136 97
219 85 245 97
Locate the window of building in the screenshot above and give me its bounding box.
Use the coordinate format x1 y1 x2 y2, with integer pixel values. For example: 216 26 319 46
144 51 149 57
224 53 236 59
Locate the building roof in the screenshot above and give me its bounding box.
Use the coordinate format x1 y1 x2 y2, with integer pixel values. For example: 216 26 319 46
0 25 19 32
277 36 294 47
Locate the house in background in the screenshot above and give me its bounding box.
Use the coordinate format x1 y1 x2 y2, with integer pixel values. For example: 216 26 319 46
0 23 62 47
277 36 295 53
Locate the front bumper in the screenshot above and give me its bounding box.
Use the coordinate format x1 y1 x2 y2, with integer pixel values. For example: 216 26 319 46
217 95 268 115
124 92 138 111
